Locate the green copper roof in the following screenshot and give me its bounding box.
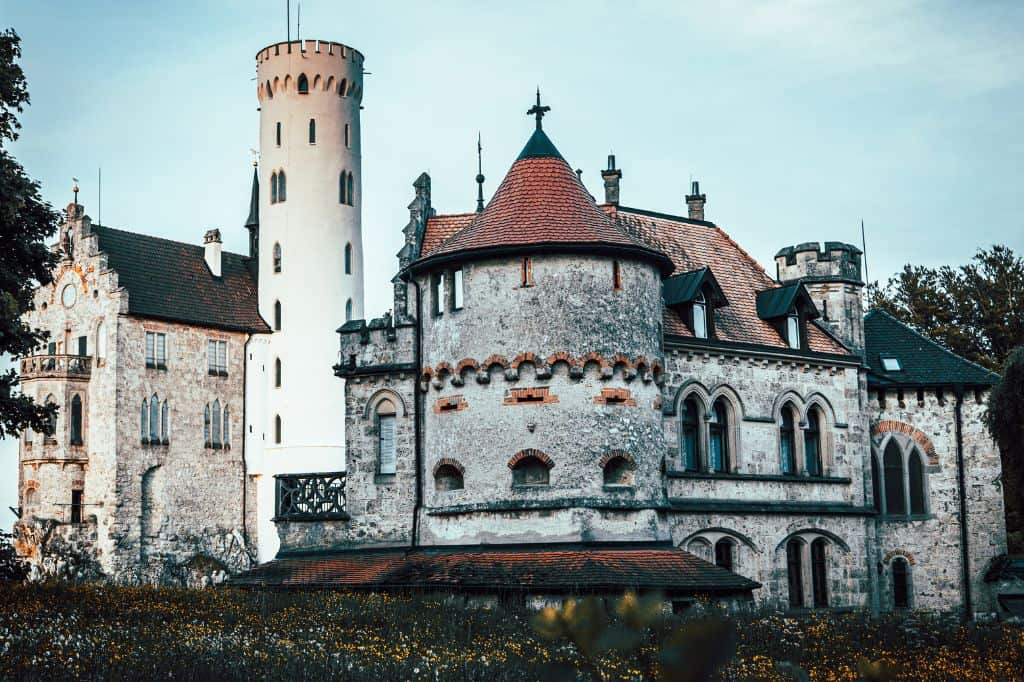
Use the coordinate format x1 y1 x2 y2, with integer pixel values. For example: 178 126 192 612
516 128 564 160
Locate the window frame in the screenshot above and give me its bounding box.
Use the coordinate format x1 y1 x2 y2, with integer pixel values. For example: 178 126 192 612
70 394 84 446
521 257 534 287
377 404 397 476
786 312 801 350
692 292 708 339
145 331 167 370
786 538 805 608
680 397 701 472
780 404 798 475
811 538 829 608
511 455 550 487
714 538 735 572
451 268 464 311
708 399 729 473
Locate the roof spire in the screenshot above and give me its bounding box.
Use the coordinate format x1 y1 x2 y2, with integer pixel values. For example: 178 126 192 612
526 88 550 130
475 132 486 213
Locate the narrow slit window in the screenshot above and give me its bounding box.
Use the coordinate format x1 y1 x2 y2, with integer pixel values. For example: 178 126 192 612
308 118 316 144
787 313 801 349
521 257 534 287
275 121 281 146
344 123 351 148
274 300 282 331
339 171 347 204
432 274 443 316
377 400 397 475
612 260 622 290
693 292 708 339
277 170 286 202
452 268 464 310
273 242 282 273
344 243 352 274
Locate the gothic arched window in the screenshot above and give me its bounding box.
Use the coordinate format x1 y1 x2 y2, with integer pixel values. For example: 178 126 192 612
204 404 211 447
811 538 829 607
346 172 354 206
709 399 729 473
884 440 906 515
714 538 735 572
274 414 282 444
377 400 396 475
161 400 169 444
69 395 83 445
44 395 57 439
274 358 282 388
909 450 926 515
681 397 700 471
780 404 798 475
270 172 278 204
141 398 148 443
275 121 281 146
345 298 353 322
339 171 347 204
786 539 804 608
273 242 282 273
277 170 287 202
212 399 222 448
222 405 230 448
804 408 822 476
308 118 316 144
149 393 159 443
274 300 282 331
344 243 352 274
297 73 309 94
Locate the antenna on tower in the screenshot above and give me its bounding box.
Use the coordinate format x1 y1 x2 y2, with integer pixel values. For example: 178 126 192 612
475 132 485 213
287 0 290 43
297 3 302 50
97 168 102 225
861 218 870 285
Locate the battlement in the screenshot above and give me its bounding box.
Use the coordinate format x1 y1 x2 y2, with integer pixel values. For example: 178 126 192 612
775 241 863 285
256 39 364 65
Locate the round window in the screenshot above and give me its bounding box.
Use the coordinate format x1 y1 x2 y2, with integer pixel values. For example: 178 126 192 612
61 284 78 308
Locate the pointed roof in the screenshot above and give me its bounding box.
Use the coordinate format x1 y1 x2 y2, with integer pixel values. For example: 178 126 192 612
413 127 672 274
245 167 259 230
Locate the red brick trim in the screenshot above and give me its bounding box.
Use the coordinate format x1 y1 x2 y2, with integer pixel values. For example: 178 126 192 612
579 351 610 369
598 450 635 468
882 549 916 565
593 387 637 406
546 351 578 368
456 358 480 375
433 458 466 476
871 420 938 465
504 387 559 405
508 448 554 469
610 353 633 370
420 366 434 381
482 354 510 372
433 395 468 414
511 352 541 370
434 361 454 379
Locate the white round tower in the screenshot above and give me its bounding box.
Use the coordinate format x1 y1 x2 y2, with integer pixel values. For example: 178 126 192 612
251 39 365 560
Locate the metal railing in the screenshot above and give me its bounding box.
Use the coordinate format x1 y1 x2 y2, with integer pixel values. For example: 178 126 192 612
20 354 92 381
275 472 349 521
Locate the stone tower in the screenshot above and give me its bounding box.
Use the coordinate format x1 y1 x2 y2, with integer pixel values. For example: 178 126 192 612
248 39 366 561
775 242 864 353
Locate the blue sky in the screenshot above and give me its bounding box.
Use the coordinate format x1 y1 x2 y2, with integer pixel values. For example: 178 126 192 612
3 1 1023 520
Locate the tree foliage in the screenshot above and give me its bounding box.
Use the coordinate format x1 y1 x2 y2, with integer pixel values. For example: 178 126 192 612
867 245 1024 371
986 346 1024 449
0 28 59 439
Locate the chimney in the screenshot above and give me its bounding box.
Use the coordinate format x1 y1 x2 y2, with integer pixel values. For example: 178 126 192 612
686 180 706 221
204 229 222 278
601 154 622 205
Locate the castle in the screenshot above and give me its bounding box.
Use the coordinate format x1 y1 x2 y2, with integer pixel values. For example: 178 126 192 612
14 37 1009 615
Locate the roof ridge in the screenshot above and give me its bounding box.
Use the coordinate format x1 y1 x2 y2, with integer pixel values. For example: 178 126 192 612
93 224 250 260
866 307 999 379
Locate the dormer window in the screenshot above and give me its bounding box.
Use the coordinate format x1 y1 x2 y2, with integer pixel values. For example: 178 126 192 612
786 313 801 349
881 356 902 371
693 292 708 339
663 267 728 340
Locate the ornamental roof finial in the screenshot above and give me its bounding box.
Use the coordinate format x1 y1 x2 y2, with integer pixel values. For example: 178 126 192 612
526 88 550 131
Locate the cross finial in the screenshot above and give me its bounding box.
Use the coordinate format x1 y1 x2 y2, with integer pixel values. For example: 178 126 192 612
526 88 550 130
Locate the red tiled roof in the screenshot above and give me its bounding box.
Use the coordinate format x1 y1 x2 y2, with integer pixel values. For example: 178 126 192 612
422 213 475 256
416 130 670 271
228 543 759 594
605 207 849 355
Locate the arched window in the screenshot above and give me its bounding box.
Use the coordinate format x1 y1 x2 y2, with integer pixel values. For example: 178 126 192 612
44 395 56 439
275 121 281 146
686 537 712 563
270 172 278 204
274 358 282 387
69 395 84 445
161 400 168 443
908 450 926 515
344 243 352 274
204 404 211 447
339 78 348 96
786 539 804 608
346 172 354 206
149 393 159 443
811 538 828 607
804 408 822 476
308 118 316 144
24 488 37 507
883 440 906 515
277 170 287 202
212 399 222 448
892 558 910 608
297 73 309 94
344 123 351 148
273 242 282 273
681 397 700 471
512 456 549 486
693 292 708 339
871 453 883 513
140 398 148 443
377 399 396 474
345 299 353 322
714 538 734 572
603 455 633 486
96 321 106 361
709 399 729 473
434 464 464 491
274 414 282 444
274 300 282 331
339 171 347 204
222 405 230 448
780 404 797 475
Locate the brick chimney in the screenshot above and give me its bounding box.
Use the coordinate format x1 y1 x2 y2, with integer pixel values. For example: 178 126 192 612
686 180 706 221
601 154 622 205
204 229 222 278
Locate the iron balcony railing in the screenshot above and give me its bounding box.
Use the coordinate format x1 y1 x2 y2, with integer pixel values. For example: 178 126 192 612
20 354 92 381
274 472 349 521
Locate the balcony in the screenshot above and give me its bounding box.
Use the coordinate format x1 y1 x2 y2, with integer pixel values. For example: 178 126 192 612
20 354 92 381
275 472 349 522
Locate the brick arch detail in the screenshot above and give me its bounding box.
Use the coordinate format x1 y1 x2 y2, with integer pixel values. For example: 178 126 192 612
421 352 665 388
872 420 938 465
882 549 917 566
433 458 466 476
507 448 554 469
598 450 635 468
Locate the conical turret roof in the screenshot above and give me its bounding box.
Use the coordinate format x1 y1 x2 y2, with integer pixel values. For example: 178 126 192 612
414 127 672 274
245 167 259 230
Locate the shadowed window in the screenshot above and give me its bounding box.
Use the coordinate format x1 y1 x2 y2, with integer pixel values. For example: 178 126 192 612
275 358 282 388
681 397 700 471
780 404 797 474
811 538 828 607
884 440 906 515
709 399 729 473
892 558 910 608
714 538 734 572
308 118 316 144
140 399 148 443
70 395 83 446
909 450 926 514
603 455 633 486
871 454 883 513
434 464 464 491
273 242 282 273
274 415 282 444
512 456 549 486
804 408 822 476
275 121 281 146
787 539 804 608
344 243 352 274
297 74 308 94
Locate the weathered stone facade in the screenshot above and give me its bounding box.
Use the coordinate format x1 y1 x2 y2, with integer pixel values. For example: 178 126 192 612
15 205 258 585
